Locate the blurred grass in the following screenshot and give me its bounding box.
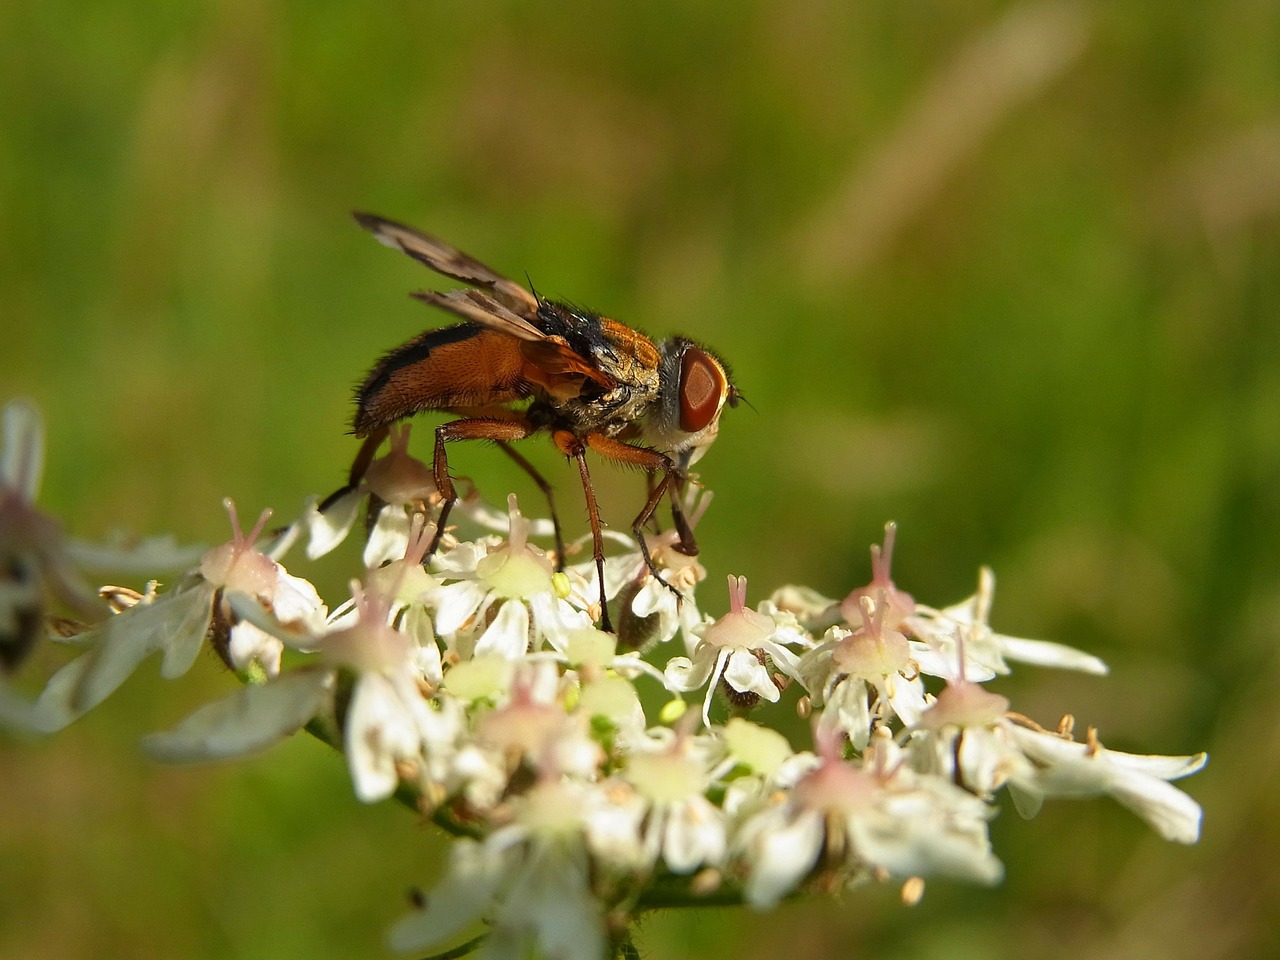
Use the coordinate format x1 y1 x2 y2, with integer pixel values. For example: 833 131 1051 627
3 0 1278 957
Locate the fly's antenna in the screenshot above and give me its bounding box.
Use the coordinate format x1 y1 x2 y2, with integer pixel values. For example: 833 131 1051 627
525 273 544 306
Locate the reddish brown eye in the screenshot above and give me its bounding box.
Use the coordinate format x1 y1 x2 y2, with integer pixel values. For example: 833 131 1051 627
678 348 728 433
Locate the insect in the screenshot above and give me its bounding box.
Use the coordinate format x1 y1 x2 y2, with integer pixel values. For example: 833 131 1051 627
342 212 739 632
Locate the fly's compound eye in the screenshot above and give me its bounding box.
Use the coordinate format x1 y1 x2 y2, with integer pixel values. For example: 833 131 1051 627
678 348 729 433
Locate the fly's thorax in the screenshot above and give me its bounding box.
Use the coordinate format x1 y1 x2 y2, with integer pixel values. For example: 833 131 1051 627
546 379 657 434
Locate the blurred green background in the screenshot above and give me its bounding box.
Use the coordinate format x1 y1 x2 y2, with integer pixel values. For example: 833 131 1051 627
3 0 1276 957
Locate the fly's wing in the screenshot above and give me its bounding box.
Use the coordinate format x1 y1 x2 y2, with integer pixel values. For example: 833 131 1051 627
353 324 532 437
355 212 617 406
353 212 539 318
411 288 547 343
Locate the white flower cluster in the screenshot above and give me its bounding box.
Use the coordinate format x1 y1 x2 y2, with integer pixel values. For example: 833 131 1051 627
1 404 1207 960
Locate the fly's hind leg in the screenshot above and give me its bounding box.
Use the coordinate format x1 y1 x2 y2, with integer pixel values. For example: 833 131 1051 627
318 425 391 513
430 417 538 559
496 440 566 569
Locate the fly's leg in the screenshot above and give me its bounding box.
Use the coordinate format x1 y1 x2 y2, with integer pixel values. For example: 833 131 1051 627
496 440 566 569
430 417 538 559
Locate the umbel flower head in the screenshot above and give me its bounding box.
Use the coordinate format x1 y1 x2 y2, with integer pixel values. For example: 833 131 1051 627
6 400 1207 960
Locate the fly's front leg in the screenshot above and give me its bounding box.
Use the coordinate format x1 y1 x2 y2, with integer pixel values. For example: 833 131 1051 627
644 470 663 535
668 474 699 557
583 434 685 600
431 417 538 559
630 468 683 597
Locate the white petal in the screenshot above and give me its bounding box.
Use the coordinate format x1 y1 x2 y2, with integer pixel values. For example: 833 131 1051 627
998 635 1108 675
884 674 929 726
850 797 1003 885
387 838 508 953
36 586 215 729
909 640 997 683
744 809 824 908
723 649 780 702
515 849 605 960
661 796 726 873
432 580 488 637
1108 766 1204 844
363 506 412 569
64 534 205 573
305 490 363 560
1 399 44 500
160 585 222 678
143 667 333 762
763 641 804 681
1106 748 1208 781
663 653 715 694
1007 781 1044 819
347 673 422 803
474 601 531 659
227 621 283 675
818 678 873 750
1007 725 1206 842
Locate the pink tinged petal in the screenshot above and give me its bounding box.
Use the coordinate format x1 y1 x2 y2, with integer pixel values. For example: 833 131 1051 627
386 838 508 953
745 810 825 908
362 424 436 505
200 501 277 600
142 666 333 762
918 680 1010 730
701 576 775 650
